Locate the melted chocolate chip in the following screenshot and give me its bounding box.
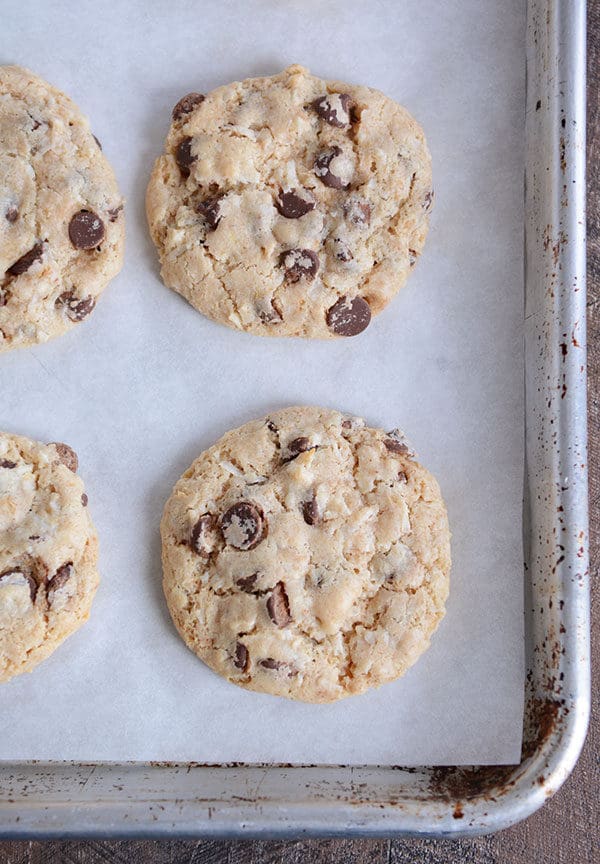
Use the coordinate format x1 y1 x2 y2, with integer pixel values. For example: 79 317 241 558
275 189 315 219
69 210 105 249
384 435 409 455
196 196 222 230
108 204 123 222
326 296 371 336
81 493 88 506
259 658 297 676
236 572 258 592
172 92 205 122
266 581 291 627
92 134 102 150
302 496 320 526
221 502 266 550
0 459 17 469
55 292 96 322
344 198 371 226
176 136 196 176
6 242 44 276
288 437 312 457
0 568 37 601
314 146 351 189
329 237 353 262
5 206 18 223
280 248 319 283
233 642 249 671
47 562 73 605
397 470 408 483
49 442 78 472
408 249 418 267
190 514 217 557
26 573 38 601
266 420 278 433
257 299 282 324
0 288 9 307
311 93 353 127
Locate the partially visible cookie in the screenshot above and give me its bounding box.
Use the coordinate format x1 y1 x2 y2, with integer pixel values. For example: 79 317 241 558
0 433 98 682
161 406 450 702
0 66 125 352
147 65 432 338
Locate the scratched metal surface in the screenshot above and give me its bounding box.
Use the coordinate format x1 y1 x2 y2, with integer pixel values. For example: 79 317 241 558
0 0 591 846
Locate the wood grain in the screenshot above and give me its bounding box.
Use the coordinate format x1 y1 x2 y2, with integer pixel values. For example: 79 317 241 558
1 3 598 861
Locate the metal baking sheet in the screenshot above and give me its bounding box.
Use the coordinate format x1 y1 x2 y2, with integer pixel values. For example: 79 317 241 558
0 0 589 837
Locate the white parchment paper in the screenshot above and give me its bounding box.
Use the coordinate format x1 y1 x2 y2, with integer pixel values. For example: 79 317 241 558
0 0 525 764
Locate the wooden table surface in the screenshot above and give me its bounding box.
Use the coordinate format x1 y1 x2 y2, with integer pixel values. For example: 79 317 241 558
1 4 598 862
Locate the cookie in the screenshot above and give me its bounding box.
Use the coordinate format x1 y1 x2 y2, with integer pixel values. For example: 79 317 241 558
147 65 432 338
0 433 99 682
161 407 450 702
0 66 125 352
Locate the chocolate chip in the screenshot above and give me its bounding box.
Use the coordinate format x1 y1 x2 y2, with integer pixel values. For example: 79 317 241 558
266 581 291 627
196 196 222 230
257 299 282 324
55 292 96 322
6 242 44 276
92 134 102 150
190 514 217 557
107 204 123 222
397 471 408 483
176 136 196 176
81 493 88 506
326 296 371 336
280 248 319 283
172 92 205 121
5 206 18 223
266 420 278 433
344 198 371 226
47 562 73 605
69 210 105 249
384 433 409 455
288 437 312 457
423 190 434 211
49 442 78 473
275 189 315 219
302 496 320 526
233 642 249 671
311 93 353 127
236 572 258 592
259 658 297 676
329 237 353 262
408 249 418 267
221 502 267 550
0 568 37 602
314 146 352 189
0 459 17 469
259 658 283 670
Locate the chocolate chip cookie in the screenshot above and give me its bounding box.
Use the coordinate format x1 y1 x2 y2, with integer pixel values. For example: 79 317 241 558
147 66 432 338
161 407 450 702
0 433 98 682
0 66 125 352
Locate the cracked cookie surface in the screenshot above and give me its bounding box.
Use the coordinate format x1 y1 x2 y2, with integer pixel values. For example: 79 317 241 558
161 406 450 702
0 432 98 682
147 66 432 338
0 66 124 352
